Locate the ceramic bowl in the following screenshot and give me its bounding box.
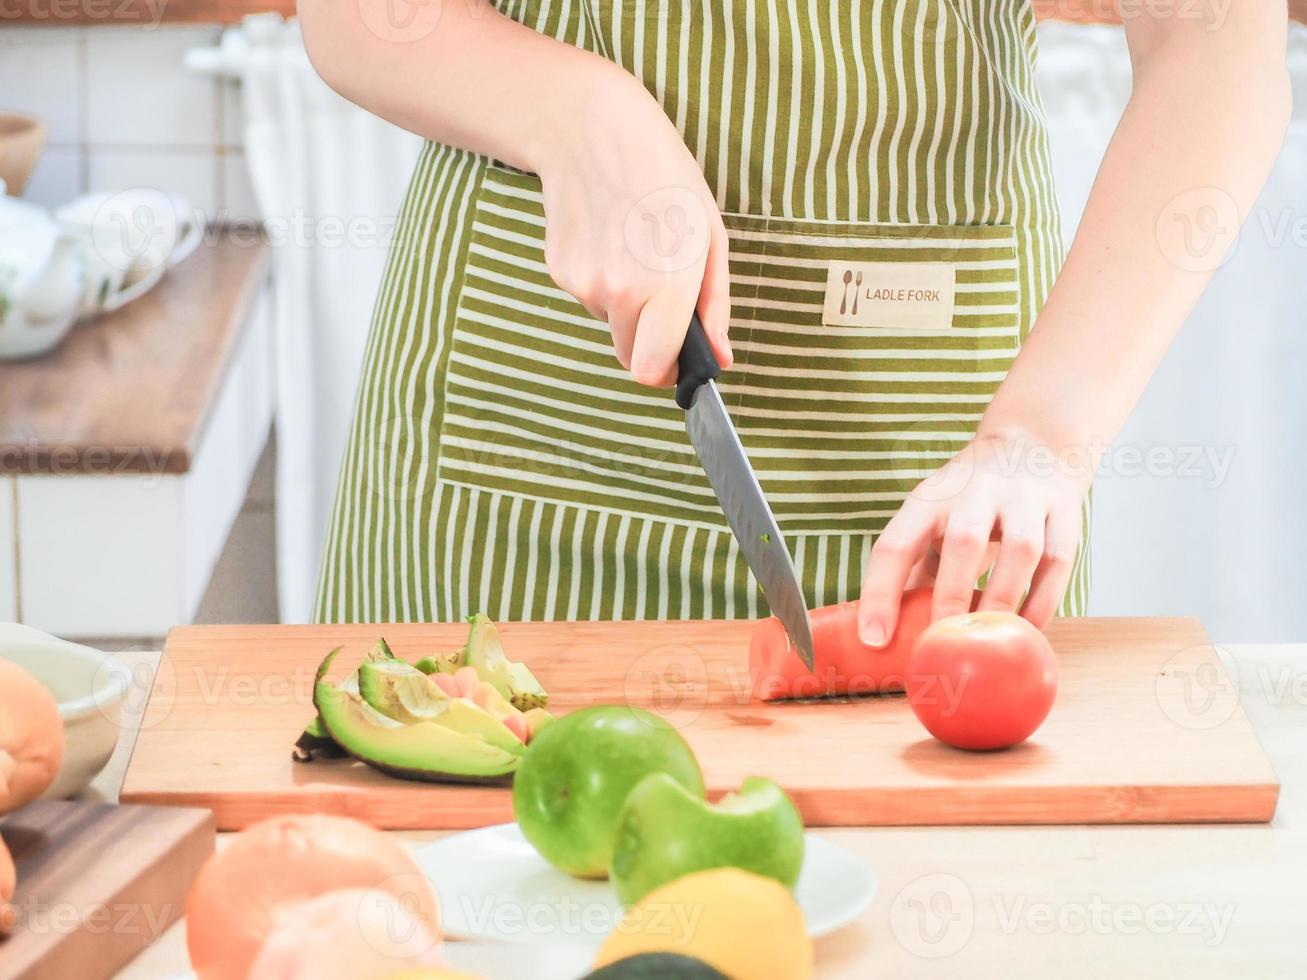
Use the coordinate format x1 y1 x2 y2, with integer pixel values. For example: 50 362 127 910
0 624 131 799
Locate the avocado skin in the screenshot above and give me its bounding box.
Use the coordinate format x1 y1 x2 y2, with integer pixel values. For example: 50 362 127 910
582 953 729 979
292 716 346 762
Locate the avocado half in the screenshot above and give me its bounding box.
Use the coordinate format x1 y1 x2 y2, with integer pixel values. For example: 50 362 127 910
313 649 519 784
582 953 729 979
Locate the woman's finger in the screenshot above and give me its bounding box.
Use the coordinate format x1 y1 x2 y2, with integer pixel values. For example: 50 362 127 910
859 496 938 646
606 294 642 371
1021 502 1081 628
931 500 998 621
630 285 699 386
697 213 734 368
977 503 1047 613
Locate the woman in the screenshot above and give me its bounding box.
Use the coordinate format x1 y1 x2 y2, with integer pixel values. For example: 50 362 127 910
300 1 1287 640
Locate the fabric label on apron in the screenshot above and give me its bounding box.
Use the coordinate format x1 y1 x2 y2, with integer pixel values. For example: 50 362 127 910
821 261 956 331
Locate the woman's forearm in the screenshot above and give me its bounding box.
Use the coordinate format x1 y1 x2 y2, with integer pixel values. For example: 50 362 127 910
297 0 629 173
979 8 1290 465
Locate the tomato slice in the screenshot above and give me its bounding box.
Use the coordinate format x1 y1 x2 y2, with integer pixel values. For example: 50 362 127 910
750 589 973 701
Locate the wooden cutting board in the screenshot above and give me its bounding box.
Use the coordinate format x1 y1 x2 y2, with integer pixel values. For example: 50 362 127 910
0 800 214 980
120 618 1278 829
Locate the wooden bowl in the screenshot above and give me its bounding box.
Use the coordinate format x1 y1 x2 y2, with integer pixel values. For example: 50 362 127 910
0 113 47 196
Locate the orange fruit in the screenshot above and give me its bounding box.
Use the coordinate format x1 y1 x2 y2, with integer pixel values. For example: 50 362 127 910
0 658 64 812
186 814 440 980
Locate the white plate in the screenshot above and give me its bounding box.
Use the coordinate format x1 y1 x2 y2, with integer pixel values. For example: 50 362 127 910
415 823 877 946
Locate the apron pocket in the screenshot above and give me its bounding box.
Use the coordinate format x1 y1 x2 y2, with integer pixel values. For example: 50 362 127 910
436 166 719 526
437 166 1021 538
719 212 1022 535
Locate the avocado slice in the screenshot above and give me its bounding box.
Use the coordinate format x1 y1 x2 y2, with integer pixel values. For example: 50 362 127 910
357 659 525 755
464 614 548 711
312 650 519 783
366 637 398 662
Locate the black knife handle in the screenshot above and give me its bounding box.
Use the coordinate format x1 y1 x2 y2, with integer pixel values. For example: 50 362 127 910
676 312 721 410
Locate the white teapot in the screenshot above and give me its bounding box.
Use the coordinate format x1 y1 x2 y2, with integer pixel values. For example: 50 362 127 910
0 184 201 360
0 184 84 360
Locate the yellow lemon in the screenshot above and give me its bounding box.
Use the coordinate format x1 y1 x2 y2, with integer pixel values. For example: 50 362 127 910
594 868 813 980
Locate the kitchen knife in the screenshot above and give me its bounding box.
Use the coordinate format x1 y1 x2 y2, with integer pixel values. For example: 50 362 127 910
676 314 815 669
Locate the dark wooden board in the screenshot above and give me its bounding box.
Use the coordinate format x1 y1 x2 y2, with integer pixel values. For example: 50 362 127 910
0 800 214 980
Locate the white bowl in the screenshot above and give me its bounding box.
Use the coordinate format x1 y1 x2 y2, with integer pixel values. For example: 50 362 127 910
0 623 131 799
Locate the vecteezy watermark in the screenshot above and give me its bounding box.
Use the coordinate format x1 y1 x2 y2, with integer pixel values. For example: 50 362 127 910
1155 644 1241 731
454 894 631 941
94 651 318 732
0 0 170 27
0 441 179 483
623 187 711 275
10 896 177 940
991 895 1236 947
622 646 711 729
889 872 976 958
890 872 1237 957
357 0 443 43
884 429 1238 506
1155 186 1242 273
357 876 443 958
1040 0 1233 31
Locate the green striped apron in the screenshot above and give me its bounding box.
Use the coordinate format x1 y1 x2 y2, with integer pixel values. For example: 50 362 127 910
316 0 1091 624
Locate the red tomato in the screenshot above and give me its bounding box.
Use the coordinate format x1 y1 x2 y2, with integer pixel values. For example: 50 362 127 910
906 612 1058 750
750 588 978 701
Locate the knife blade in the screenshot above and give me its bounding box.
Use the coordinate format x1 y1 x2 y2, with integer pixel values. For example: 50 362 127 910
676 314 815 669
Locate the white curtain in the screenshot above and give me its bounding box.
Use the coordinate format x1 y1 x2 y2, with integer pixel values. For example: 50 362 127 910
233 16 423 623
1036 23 1307 642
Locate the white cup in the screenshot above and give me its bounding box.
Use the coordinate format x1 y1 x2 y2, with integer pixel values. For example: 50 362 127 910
57 188 202 316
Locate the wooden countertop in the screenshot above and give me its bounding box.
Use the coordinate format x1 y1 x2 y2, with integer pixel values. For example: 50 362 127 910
95 643 1307 979
0 230 268 477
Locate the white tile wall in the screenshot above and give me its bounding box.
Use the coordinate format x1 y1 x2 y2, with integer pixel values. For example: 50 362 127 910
0 28 83 143
0 24 256 221
88 147 220 217
0 478 16 623
84 26 221 146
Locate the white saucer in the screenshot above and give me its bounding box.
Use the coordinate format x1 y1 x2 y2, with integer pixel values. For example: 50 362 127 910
414 823 877 946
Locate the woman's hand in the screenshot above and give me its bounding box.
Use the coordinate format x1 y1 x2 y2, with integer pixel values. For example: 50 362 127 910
300 0 731 387
858 426 1090 643
529 67 732 386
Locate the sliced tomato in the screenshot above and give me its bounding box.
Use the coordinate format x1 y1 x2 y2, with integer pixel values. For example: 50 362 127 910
750 588 977 701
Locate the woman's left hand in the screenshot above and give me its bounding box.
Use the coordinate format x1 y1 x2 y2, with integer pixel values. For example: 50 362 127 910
857 426 1090 645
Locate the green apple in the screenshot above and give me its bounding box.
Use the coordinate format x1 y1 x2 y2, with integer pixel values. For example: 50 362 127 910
609 774 805 905
512 706 704 878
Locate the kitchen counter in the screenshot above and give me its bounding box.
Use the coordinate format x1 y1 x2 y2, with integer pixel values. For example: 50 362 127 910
0 231 268 477
0 231 275 635
99 643 1307 979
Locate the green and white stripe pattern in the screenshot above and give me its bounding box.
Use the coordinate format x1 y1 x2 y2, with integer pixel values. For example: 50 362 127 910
316 0 1090 624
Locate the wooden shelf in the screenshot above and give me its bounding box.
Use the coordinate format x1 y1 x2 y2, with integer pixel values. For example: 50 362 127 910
0 229 269 476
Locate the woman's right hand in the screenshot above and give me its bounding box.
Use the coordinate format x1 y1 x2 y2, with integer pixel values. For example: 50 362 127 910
528 65 733 386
